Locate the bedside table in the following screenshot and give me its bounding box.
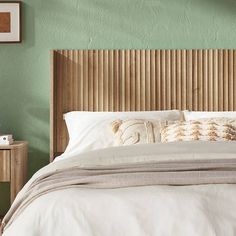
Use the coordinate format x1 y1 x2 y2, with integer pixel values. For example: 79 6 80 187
0 141 28 203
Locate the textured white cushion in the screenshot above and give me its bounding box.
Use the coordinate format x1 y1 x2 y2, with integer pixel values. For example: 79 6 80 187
111 119 168 146
64 110 181 155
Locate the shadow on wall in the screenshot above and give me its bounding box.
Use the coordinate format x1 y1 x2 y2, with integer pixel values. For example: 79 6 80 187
26 107 50 177
0 101 50 178
28 147 49 178
199 0 236 14
23 2 35 47
0 2 48 180
0 67 50 177
23 2 48 175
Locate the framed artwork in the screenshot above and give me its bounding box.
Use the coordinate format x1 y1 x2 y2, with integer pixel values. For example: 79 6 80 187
0 1 21 43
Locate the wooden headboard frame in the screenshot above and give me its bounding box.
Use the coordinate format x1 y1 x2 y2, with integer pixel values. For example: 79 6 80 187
50 49 236 161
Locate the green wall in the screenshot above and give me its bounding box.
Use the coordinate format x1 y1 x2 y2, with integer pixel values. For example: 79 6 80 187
0 0 236 215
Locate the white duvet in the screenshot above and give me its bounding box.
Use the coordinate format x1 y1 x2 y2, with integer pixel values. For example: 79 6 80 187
3 142 236 236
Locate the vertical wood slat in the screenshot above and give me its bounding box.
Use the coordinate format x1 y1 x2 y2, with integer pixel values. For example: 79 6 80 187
187 50 192 110
213 50 219 111
161 50 166 110
171 50 176 109
150 50 156 110
156 50 161 110
219 49 224 111
208 50 213 111
130 50 136 111
193 50 198 111
135 50 140 110
181 50 187 110
224 50 229 111
229 50 234 111
140 50 146 111
176 50 181 110
203 50 208 111
145 50 151 111
198 50 203 111
108 50 114 111
88 50 94 110
166 50 171 109
51 49 236 160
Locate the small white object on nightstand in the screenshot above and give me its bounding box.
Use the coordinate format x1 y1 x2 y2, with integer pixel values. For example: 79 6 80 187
0 135 14 145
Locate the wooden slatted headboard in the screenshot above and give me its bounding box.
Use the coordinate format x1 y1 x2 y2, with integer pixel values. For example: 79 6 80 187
50 49 236 161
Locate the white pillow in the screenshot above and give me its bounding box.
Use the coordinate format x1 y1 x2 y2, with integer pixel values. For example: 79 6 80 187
184 111 236 121
64 110 181 155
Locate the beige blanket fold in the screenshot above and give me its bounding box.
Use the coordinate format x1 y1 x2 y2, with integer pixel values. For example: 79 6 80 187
2 157 236 234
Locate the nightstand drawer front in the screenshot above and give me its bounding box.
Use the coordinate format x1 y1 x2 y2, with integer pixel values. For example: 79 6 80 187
0 150 10 182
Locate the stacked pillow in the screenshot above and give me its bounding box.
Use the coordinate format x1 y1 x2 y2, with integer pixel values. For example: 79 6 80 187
63 110 181 153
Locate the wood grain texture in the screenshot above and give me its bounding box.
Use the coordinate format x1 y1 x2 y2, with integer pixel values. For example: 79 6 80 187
51 49 236 160
0 151 10 182
10 142 28 203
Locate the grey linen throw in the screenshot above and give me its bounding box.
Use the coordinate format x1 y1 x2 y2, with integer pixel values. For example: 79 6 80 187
2 158 236 234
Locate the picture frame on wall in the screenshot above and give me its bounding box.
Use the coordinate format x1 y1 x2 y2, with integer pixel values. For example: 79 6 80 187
0 1 21 43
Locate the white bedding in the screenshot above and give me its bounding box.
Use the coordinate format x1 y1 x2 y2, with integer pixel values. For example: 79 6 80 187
3 142 236 236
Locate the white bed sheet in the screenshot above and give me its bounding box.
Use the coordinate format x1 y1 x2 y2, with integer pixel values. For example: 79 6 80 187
4 184 236 236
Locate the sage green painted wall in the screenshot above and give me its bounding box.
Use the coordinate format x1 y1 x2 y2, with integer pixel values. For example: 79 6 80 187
0 0 236 215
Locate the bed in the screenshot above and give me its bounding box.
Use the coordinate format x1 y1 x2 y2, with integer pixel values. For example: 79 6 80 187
2 49 236 236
